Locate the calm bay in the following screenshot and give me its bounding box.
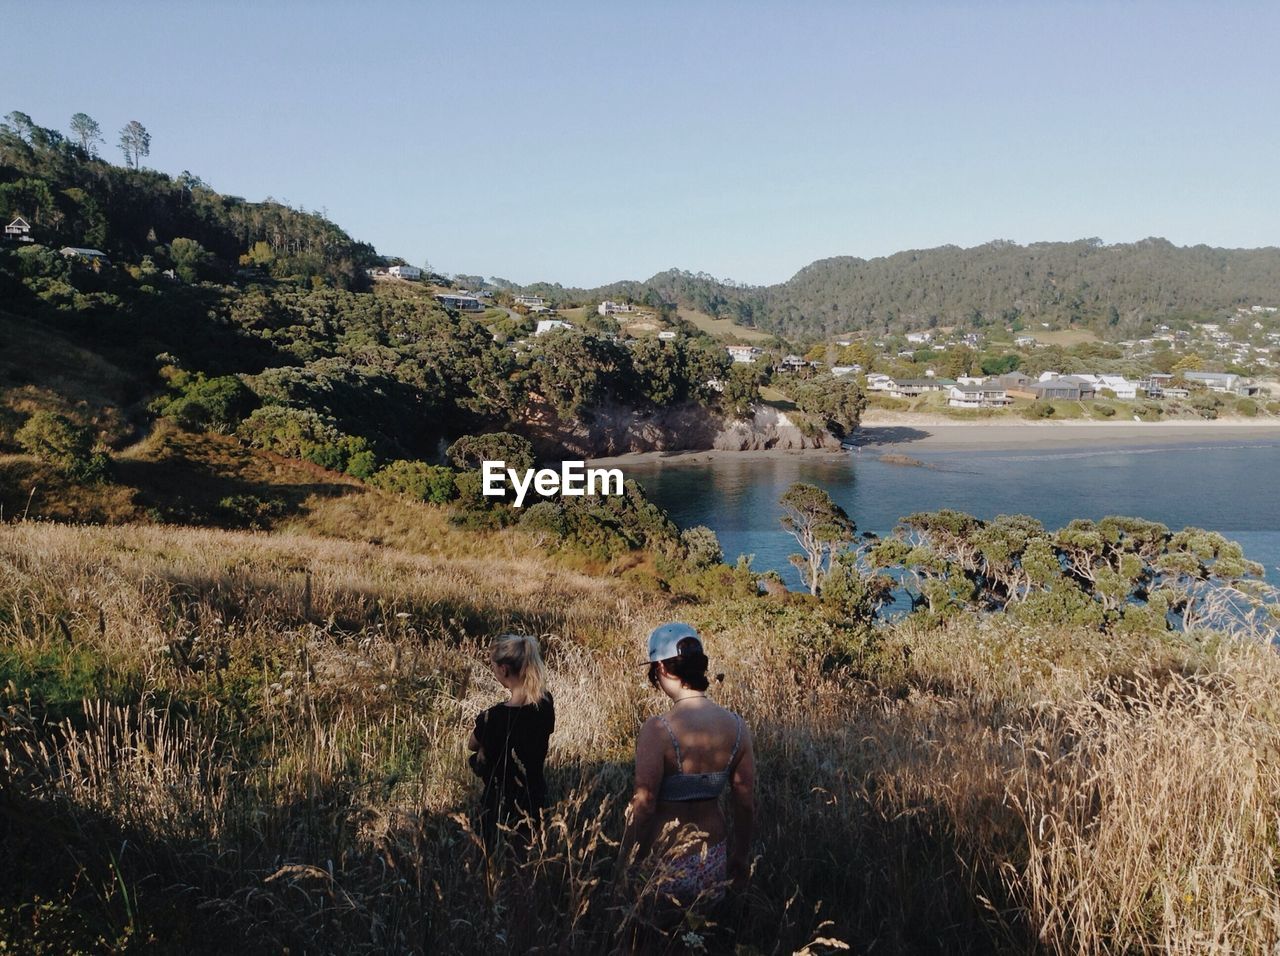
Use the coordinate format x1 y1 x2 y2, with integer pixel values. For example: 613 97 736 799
626 439 1280 591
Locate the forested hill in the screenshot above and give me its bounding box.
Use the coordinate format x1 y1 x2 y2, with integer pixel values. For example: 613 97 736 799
523 239 1280 341
0 112 376 288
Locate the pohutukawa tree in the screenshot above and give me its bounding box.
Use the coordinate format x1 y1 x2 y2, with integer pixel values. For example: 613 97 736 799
779 482 856 595
867 509 1268 632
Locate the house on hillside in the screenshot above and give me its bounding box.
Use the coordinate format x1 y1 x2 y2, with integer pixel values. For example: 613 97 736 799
514 295 546 309
947 382 1011 408
388 264 421 280
905 331 933 345
59 246 110 263
726 345 761 364
4 217 32 241
434 293 483 312
831 365 861 377
535 319 572 336
598 300 634 316
657 330 677 340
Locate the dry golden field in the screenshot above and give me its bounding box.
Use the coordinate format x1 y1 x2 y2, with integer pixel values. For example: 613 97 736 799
2 512 1279 953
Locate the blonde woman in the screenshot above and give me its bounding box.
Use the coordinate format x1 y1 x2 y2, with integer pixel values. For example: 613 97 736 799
467 634 555 849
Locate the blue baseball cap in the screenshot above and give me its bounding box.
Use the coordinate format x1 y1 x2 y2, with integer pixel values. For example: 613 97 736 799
646 622 703 663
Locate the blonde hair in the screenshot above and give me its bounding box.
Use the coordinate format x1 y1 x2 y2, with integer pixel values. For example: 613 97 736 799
492 634 548 703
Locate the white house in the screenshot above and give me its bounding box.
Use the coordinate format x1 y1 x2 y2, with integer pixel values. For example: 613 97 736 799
947 383 1011 408
865 373 893 391
388 264 422 280
830 365 861 377
598 300 634 316
905 331 933 345
726 345 761 364
1094 375 1139 399
1015 335 1037 347
4 217 32 240
657 330 677 340
535 319 573 336
514 295 546 309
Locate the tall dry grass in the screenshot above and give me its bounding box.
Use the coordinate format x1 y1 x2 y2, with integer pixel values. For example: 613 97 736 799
2 520 1279 953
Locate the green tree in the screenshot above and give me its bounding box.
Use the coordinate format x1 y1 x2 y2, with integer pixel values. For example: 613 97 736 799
371 460 456 503
69 112 103 155
15 411 109 483
779 482 856 595
446 432 534 471
168 237 215 282
118 120 151 169
722 363 762 418
792 375 867 438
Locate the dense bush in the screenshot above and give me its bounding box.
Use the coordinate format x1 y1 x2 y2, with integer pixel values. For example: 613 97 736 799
15 411 110 483
236 406 372 474
1022 399 1055 419
370 460 456 504
155 368 257 433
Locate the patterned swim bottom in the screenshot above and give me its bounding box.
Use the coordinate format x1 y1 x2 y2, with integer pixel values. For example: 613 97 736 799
656 841 727 903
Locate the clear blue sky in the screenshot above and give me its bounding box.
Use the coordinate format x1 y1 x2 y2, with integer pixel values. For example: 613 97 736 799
7 1 1279 287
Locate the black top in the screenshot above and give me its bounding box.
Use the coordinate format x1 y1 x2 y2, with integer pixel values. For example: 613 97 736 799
473 694 555 821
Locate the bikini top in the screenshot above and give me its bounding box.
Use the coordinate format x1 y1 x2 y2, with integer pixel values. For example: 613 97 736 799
656 712 743 802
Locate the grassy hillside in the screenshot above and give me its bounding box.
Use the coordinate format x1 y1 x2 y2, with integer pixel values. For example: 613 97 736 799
2 516 1278 953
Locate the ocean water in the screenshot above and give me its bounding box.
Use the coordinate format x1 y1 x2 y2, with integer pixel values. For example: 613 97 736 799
624 440 1280 592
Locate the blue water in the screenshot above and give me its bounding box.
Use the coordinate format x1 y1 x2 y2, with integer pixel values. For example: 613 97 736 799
625 440 1280 591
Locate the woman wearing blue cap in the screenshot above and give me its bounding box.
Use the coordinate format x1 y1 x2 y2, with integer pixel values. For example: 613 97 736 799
622 622 755 904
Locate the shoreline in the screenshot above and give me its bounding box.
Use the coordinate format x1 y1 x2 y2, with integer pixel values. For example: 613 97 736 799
586 418 1280 466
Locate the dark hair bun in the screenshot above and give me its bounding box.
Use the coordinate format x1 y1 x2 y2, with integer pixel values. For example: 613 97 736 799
667 638 710 691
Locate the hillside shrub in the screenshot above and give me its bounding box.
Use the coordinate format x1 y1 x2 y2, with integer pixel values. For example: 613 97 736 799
155 369 257 433
1022 400 1055 419
1090 402 1117 419
236 406 370 472
680 525 724 570
1189 393 1221 420
1235 397 1258 417
370 461 456 504
15 411 110 484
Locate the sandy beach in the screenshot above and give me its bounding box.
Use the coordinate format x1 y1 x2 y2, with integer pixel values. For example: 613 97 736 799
587 416 1280 467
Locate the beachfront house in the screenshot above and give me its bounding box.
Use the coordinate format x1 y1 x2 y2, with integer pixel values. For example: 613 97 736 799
1182 371 1260 396
1029 375 1096 401
886 377 951 398
947 383 1011 408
